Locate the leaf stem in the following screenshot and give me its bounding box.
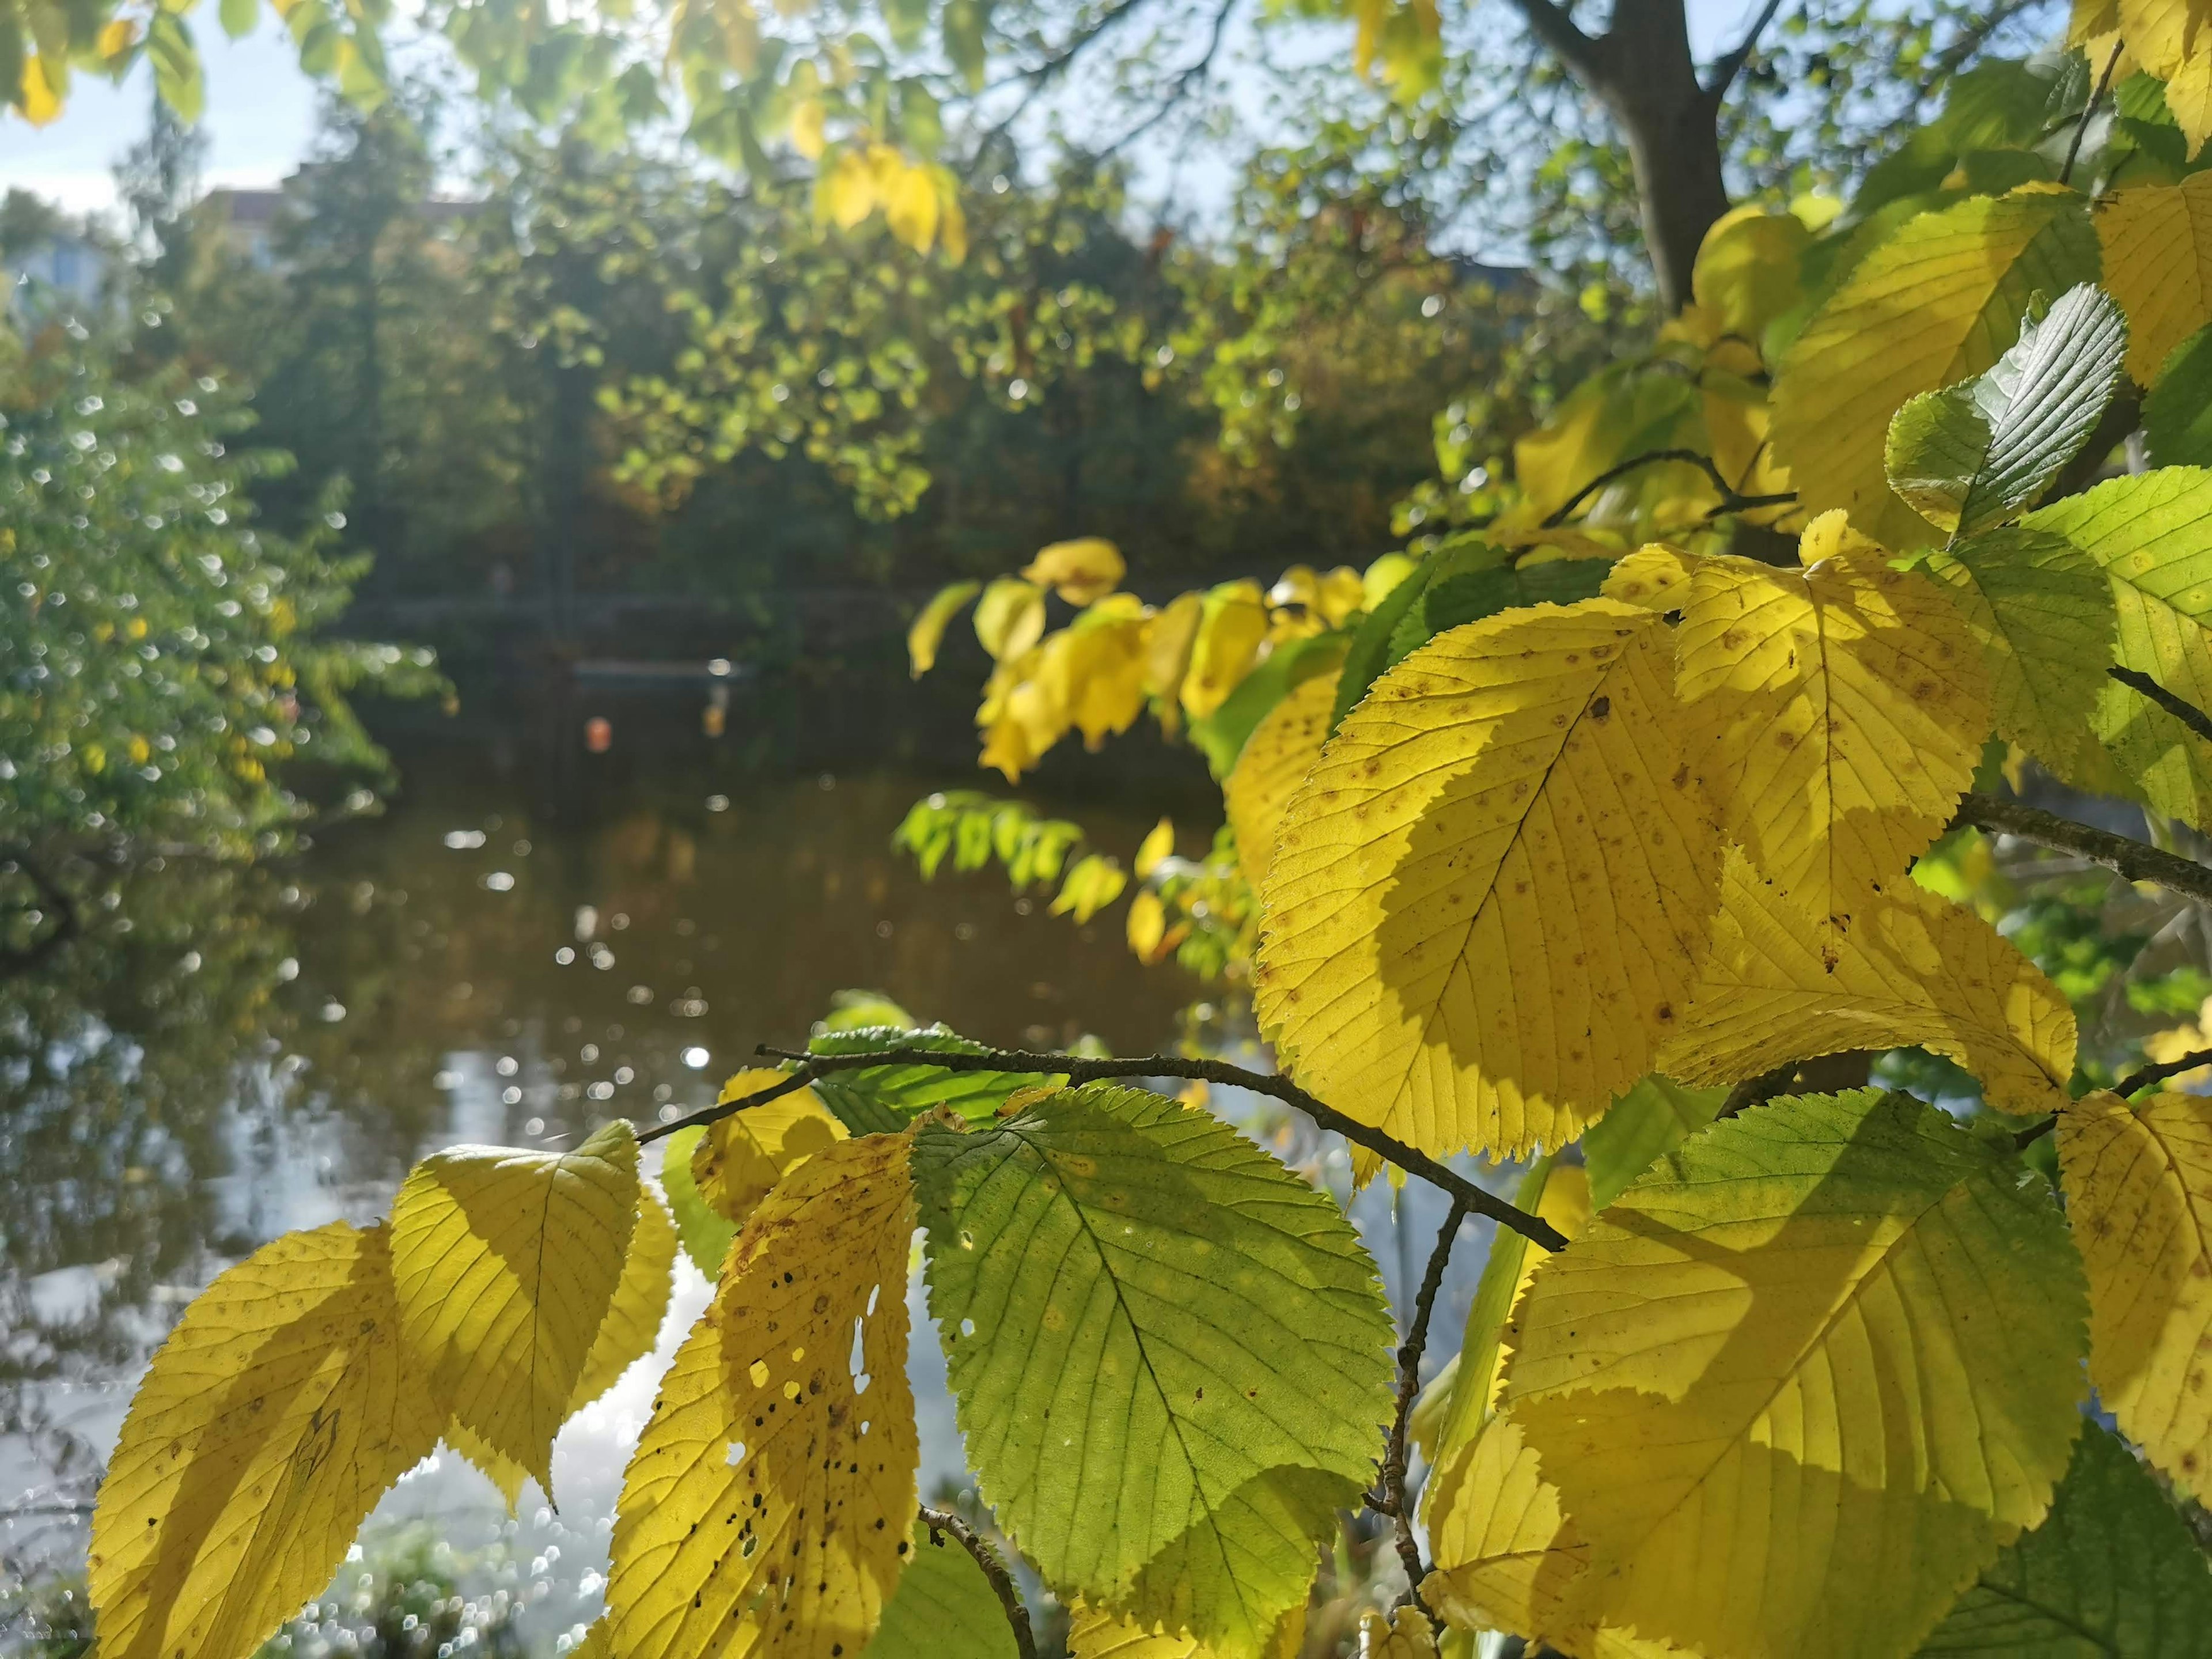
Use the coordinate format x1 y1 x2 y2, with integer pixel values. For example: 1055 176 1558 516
2060 39 2124 187
1953 793 2212 907
1540 446 1796 529
1371 1195 1470 1610
639 1044 1570 1252
918 1505 1039 1659
2115 1045 2212 1099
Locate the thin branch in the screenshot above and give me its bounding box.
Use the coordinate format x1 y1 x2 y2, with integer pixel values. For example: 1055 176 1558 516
1918 0 2043 96
1370 1196 1471 1610
1953 793 2212 908
2111 665 2212 749
2116 1046 2212 1099
0 847 79 982
641 1044 1570 1251
919 1506 1039 1659
1497 0 1607 84
1702 0 1790 103
1541 446 1795 528
975 0 1156 150
1099 0 1237 154
2061 39 2124 186
2014 1114 2056 1149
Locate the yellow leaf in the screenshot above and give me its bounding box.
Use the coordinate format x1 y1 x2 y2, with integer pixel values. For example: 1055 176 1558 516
974 577 1047 661
1051 852 1128 923
1023 536 1127 604
1126 888 1169 962
2099 172 2212 385
96 18 139 59
694 1069 849 1226
935 174 968 264
1502 1089 2088 1659
1134 816 1176 878
391 1120 640 1490
790 94 827 159
1222 668 1337 893
18 55 62 126
1065 1600 1304 1657
2058 1089 2212 1500
1363 551 1419 608
1657 850 2076 1115
1691 206 1811 344
445 1415 529 1513
976 646 1064 781
1769 187 2097 548
1422 1412 1686 1659
1599 543 1698 611
1256 599 1721 1160
818 146 876 230
606 1133 918 1659
884 158 940 253
908 579 980 677
2113 0 2212 155
1040 596 1152 748
90 1223 445 1659
1357 1605 1440 1656
574 1619 613 1659
1143 591 1205 731
1673 517 1990 933
1180 580 1270 719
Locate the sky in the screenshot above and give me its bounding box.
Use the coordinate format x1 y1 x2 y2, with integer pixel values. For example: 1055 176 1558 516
1 0 1761 222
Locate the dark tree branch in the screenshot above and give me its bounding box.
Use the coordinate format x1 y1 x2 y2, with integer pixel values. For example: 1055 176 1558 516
1953 793 2212 908
1370 1196 1471 1610
2116 1046 2212 1099
1542 446 1795 528
919 1506 1039 1659
1498 0 1605 84
2061 40 2124 186
0 847 79 983
2111 666 2212 749
1099 0 1237 153
640 1043 1570 1251
1702 0 1790 103
1919 0 2048 95
975 0 1158 150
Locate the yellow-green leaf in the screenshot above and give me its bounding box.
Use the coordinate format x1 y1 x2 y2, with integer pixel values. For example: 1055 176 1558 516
1657 851 2075 1115
1222 667 1336 893
1423 1412 1683 1659
1134 815 1176 878
1064 1601 1304 1657
693 1067 849 1225
2098 158 2212 384
573 1179 677 1406
1674 516 1991 932
1051 851 1127 922
90 1222 445 1659
391 1119 640 1490
1022 537 1127 605
974 577 1047 662
910 580 982 677
1920 526 2121 788
607 1132 919 1659
2024 467 2212 827
863 1521 1020 1659
1180 580 1270 719
1501 1089 2088 1659
1770 187 2097 548
2058 1088 2212 1502
1256 599 1721 1160
661 1123 738 1279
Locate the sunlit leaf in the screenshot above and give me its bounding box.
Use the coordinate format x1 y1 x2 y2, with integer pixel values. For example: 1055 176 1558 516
1256 599 1721 1159
862 1520 1020 1659
1223 667 1337 892
1657 850 2075 1115
805 1024 1059 1129
661 1124 738 1278
915 1085 1394 1658
90 1223 445 1659
1771 187 2098 548
974 577 1047 662
1674 513 1990 932
1052 852 1127 923
693 1067 848 1225
910 580 981 677
1064 1600 1304 1657
1022 537 1127 605
1502 1089 2088 1659
1581 1074 1725 1211
2100 151 2212 381
2058 1088 2212 1502
1180 580 1270 719
607 1132 919 1659
391 1120 639 1488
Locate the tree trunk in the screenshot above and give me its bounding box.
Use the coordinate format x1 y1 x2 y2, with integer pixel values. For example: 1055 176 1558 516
1587 0 1731 312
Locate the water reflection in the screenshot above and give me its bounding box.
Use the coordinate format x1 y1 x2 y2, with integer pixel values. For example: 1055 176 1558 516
0 690 1202 1642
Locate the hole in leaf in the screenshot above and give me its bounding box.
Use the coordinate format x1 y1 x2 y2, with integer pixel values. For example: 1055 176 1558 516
725 1441 748 1467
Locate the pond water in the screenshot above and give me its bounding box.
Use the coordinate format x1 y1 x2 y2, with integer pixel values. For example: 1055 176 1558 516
0 666 1495 1653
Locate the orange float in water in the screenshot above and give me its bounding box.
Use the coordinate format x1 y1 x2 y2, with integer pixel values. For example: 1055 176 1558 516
584 716 612 753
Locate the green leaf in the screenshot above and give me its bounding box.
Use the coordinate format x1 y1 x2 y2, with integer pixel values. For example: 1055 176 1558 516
2146 324 2212 469
1332 550 1439 731
862 1521 1022 1659
1503 1089 2089 1659
1919 525 2120 786
146 10 203 123
1884 283 2128 539
1582 1074 1726 1211
1188 631 1347 779
1917 1424 2212 1656
218 0 257 40
1394 554 1612 661
660 1125 737 1279
914 1084 1396 1658
2024 468 2212 826
806 1024 1058 1130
